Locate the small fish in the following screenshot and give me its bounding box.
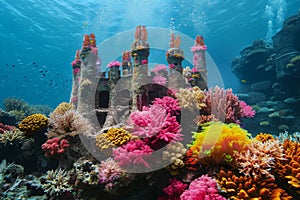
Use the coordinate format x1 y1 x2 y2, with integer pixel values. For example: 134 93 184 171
12 64 15 67
241 79 247 83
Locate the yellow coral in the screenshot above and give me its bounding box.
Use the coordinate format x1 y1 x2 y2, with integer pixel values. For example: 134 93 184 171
52 102 74 115
190 122 251 164
96 127 131 152
254 133 274 143
290 55 300 64
18 114 48 136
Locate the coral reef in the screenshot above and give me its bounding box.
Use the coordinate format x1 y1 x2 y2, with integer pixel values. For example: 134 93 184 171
162 142 186 174
18 114 48 136
175 86 206 110
152 96 181 115
51 102 75 115
0 122 15 133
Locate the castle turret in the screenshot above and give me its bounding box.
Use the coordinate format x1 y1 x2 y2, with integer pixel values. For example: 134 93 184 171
191 35 207 84
130 25 150 111
122 51 132 75
166 33 184 74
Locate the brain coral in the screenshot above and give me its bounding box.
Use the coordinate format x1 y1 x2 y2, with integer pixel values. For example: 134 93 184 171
18 114 48 136
189 122 251 167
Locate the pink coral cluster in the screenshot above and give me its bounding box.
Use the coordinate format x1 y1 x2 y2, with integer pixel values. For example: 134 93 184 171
152 64 167 74
113 139 153 168
107 60 121 68
158 178 188 200
180 175 225 200
152 75 167 86
152 96 181 115
98 157 126 191
41 137 69 157
201 86 255 124
190 45 207 53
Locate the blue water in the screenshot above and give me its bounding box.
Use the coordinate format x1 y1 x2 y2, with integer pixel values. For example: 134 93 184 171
0 0 299 108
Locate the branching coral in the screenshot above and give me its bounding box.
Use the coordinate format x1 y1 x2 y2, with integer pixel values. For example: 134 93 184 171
18 114 48 136
98 157 131 191
152 96 181 115
127 105 182 146
189 122 251 166
48 109 94 138
175 86 206 110
0 128 24 145
0 122 15 133
201 86 255 124
275 139 300 194
216 169 293 200
180 174 225 200
234 140 285 179
42 168 73 197
152 75 167 86
113 139 153 169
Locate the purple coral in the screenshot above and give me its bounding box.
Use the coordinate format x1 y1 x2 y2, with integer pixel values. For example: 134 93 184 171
113 139 153 168
152 96 181 115
180 174 225 200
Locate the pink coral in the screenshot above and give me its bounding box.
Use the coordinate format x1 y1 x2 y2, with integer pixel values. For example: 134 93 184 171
107 60 121 68
191 45 207 53
180 174 225 200
141 59 148 65
169 63 175 69
152 75 167 86
113 139 153 168
98 157 126 190
127 105 182 146
152 64 167 74
41 137 69 157
152 96 181 115
201 86 255 124
159 178 188 200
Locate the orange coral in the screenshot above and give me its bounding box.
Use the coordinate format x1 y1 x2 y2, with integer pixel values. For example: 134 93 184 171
275 139 300 194
254 133 275 143
216 169 293 200
18 114 48 136
189 122 251 166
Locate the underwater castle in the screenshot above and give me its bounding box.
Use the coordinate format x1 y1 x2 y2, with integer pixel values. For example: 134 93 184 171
70 25 208 129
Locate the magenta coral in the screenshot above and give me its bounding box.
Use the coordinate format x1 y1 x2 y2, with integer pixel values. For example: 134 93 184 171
152 75 167 86
158 178 188 200
113 139 153 168
41 137 69 157
180 174 225 200
240 100 255 117
191 45 207 53
152 96 181 115
107 60 121 68
127 105 182 146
